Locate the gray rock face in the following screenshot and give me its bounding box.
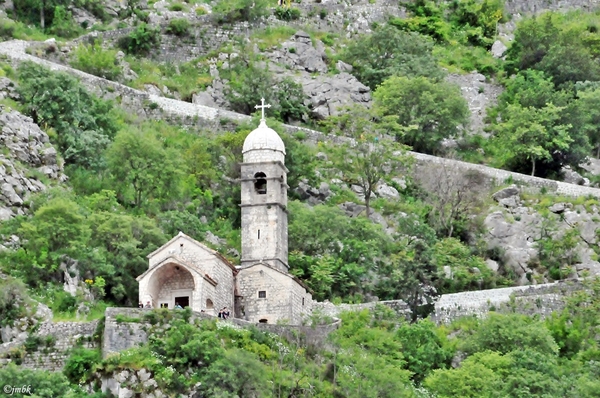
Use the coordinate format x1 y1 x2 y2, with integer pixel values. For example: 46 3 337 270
446 72 503 136
339 201 366 217
376 183 399 200
263 33 371 119
294 180 332 204
561 166 587 185
269 31 328 74
492 185 520 201
301 72 371 119
0 108 63 219
205 231 226 247
491 40 508 58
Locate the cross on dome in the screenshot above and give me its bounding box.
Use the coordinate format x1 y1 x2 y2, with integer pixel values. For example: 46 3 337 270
255 98 271 121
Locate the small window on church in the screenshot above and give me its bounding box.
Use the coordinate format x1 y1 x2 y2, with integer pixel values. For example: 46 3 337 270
302 298 305 306
254 172 267 194
258 229 260 239
258 291 267 299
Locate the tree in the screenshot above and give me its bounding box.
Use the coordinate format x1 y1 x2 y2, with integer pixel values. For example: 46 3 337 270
417 164 486 239
376 239 439 322
496 69 569 110
342 24 444 90
212 0 270 23
374 76 469 154
490 102 578 176
106 127 183 209
288 201 393 300
574 85 600 158
324 105 411 215
15 196 90 287
17 62 118 169
395 319 453 383
225 63 307 122
462 313 559 356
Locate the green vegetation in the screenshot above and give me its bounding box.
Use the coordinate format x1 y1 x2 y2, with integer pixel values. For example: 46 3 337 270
70 41 122 81
2 2 600 396
117 23 161 55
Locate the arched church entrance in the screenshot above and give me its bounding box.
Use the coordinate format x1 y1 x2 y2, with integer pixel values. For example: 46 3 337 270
146 263 195 309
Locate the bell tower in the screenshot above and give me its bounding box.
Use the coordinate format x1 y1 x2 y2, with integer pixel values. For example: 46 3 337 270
240 99 289 272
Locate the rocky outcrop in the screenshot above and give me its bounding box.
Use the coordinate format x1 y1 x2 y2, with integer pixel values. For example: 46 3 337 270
485 186 600 283
0 108 64 220
446 72 503 136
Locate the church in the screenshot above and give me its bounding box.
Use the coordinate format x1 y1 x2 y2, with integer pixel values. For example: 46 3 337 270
137 102 314 324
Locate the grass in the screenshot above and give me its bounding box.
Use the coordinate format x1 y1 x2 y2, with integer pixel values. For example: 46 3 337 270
250 26 297 51
126 57 213 102
434 43 501 76
51 301 112 322
0 18 51 41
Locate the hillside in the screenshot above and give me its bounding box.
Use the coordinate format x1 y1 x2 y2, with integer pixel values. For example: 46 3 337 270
2 0 600 396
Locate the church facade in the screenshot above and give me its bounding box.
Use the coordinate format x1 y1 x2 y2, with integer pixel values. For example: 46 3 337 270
137 107 313 324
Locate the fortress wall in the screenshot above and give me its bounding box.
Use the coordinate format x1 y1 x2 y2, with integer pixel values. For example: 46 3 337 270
1 40 599 199
0 320 99 371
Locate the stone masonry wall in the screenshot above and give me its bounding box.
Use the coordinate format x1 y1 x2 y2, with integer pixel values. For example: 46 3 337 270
2 40 600 201
314 280 582 324
102 307 339 357
0 320 99 371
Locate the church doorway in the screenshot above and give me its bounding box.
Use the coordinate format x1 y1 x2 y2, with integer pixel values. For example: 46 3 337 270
175 296 190 308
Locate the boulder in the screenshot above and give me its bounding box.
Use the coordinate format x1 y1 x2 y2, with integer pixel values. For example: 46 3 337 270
339 201 366 217
561 166 586 185
376 183 399 200
492 184 520 201
205 231 226 247
549 203 566 214
336 60 353 73
491 40 508 58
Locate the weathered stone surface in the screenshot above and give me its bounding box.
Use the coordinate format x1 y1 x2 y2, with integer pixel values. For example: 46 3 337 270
0 108 63 218
376 183 399 199
339 201 366 217
446 72 503 136
491 40 508 58
492 184 520 201
561 165 587 185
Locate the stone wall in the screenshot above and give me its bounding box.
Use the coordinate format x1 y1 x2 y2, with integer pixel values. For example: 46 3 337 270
2 40 600 203
1 320 99 371
314 280 582 324
102 307 338 357
503 0 600 14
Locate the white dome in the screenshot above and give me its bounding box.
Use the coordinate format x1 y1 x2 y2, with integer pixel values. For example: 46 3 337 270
242 120 286 155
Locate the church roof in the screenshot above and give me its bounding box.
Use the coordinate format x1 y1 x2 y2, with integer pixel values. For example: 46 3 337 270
242 119 286 155
146 231 237 274
237 262 313 294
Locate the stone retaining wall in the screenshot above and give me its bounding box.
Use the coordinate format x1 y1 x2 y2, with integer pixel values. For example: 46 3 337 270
102 307 340 357
1 40 600 201
1 320 99 371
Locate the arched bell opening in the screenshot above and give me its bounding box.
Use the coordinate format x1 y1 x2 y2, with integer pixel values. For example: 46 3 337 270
254 172 267 194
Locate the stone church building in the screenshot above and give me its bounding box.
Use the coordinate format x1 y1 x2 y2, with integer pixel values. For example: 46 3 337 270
137 109 313 324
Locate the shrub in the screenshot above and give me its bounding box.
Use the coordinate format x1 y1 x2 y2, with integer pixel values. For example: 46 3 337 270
48 5 82 38
0 18 16 39
166 18 191 36
117 23 160 55
169 2 187 11
70 42 122 80
274 7 301 21
64 348 102 384
213 0 270 23
195 6 207 15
